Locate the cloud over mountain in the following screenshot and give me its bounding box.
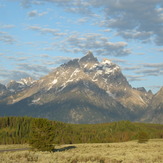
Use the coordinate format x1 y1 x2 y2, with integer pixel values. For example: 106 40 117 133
1 0 162 93
60 33 131 56
20 0 163 45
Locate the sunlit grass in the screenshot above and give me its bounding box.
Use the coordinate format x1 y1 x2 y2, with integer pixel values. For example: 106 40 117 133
0 139 162 163
0 144 29 150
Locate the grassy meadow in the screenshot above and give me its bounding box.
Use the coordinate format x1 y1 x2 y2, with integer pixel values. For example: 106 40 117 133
0 139 163 163
0 144 29 150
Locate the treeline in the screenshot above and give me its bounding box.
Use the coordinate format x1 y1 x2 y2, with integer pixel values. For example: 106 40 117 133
0 117 163 145
68 122 163 144
0 117 31 144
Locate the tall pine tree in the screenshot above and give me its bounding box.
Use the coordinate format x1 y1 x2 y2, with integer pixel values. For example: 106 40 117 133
29 118 55 151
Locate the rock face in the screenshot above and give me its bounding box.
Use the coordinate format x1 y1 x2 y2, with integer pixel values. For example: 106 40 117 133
0 78 36 101
6 77 36 92
141 87 163 124
0 52 161 124
0 83 8 100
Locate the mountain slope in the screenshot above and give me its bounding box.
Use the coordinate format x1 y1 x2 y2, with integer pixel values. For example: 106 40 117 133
142 87 163 124
0 52 154 123
5 80 132 123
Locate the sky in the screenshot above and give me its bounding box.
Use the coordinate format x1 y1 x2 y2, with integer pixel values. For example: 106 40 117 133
0 0 163 93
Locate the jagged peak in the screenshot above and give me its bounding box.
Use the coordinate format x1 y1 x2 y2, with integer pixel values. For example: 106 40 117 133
100 58 120 72
79 51 98 63
6 77 36 89
156 86 163 94
148 90 153 94
62 58 80 68
135 87 147 93
19 77 35 84
101 58 112 65
86 51 94 57
160 87 163 91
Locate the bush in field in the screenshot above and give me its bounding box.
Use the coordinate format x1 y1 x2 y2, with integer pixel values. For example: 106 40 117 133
29 118 55 151
138 131 149 143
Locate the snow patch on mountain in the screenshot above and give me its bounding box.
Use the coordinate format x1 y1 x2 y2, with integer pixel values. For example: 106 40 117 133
101 59 112 65
52 79 58 85
96 70 103 75
84 64 88 68
32 98 40 104
17 77 36 86
70 68 80 78
48 79 58 90
106 90 116 99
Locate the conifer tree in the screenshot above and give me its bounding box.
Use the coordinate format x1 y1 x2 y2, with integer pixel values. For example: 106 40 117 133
29 118 55 151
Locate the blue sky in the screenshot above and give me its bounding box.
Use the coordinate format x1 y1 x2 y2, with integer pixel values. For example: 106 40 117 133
0 0 163 93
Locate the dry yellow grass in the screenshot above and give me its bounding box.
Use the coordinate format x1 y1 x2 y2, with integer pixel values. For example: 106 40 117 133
0 139 163 163
0 144 29 150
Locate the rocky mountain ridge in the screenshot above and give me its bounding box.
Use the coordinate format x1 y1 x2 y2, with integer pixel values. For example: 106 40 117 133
0 52 162 124
0 77 36 100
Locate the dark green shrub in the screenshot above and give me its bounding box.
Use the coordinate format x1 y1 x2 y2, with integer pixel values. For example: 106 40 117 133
138 131 149 143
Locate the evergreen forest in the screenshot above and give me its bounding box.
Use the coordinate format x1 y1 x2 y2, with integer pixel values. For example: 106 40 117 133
0 117 163 145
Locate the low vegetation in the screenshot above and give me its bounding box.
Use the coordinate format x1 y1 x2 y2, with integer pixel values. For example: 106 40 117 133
0 140 163 163
138 131 149 143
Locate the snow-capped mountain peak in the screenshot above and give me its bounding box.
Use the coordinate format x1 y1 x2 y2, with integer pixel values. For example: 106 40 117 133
0 52 157 124
101 58 112 65
17 77 36 86
6 77 36 92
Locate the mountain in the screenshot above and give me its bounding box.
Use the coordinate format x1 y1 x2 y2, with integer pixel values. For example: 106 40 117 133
141 87 163 124
0 77 36 101
6 77 36 92
0 83 6 91
0 52 158 124
0 83 9 100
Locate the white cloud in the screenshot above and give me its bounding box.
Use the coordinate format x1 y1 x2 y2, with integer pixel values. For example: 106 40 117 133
0 24 15 29
116 30 153 43
5 56 29 62
23 0 163 45
77 17 89 24
0 31 16 44
135 69 161 76
121 63 163 79
28 25 67 36
60 33 131 56
142 63 163 69
126 75 146 82
53 56 72 65
28 10 48 17
122 66 141 71
28 10 38 17
102 29 111 33
17 0 163 45
17 63 50 73
0 69 36 84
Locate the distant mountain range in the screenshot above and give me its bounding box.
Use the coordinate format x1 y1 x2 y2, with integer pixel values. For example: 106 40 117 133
0 52 162 124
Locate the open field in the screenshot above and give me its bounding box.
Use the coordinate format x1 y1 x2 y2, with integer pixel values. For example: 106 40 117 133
0 139 163 163
0 144 29 150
